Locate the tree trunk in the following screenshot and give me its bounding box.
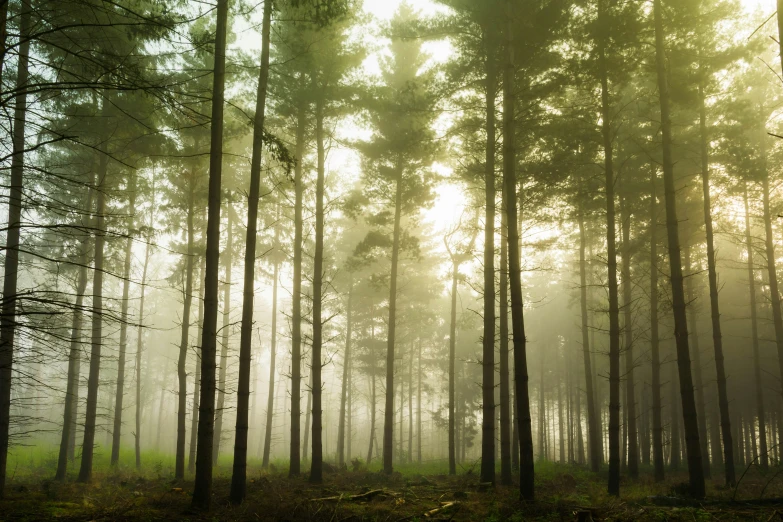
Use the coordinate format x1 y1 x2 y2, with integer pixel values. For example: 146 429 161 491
191 0 229 508
77 131 109 483
135 191 154 470
289 94 306 478
111 174 138 466
56 170 95 480
578 211 600 473
649 170 665 482
597 0 622 497
744 184 768 471
367 309 377 465
309 94 326 484
670 349 681 471
0 1 29 493
213 209 233 463
417 339 422 464
262 258 280 468
448 260 458 475
698 81 734 485
480 23 497 488
500 172 512 484
653 0 705 497
230 0 272 502
383 161 404 475
337 282 353 467
175 176 196 480
189 257 206 473
777 0 783 77
620 191 638 478
408 344 413 464
503 0 534 499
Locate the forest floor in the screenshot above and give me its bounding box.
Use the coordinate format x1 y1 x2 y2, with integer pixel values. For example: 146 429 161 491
2 453 783 521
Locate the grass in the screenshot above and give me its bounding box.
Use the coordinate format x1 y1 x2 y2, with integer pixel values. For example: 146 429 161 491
2 448 783 520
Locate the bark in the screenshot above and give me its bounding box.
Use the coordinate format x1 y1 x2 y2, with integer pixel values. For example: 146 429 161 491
649 171 665 482
175 176 196 480
191 0 229 508
744 185 768 470
0 2 29 493
262 257 280 468
407 345 413 463
597 0 621 497
500 185 511 484
134 195 153 470
367 310 377 465
417 339 422 464
670 349 681 470
558 367 564 463
111 173 138 466
189 257 206 473
503 0 534 499
230 0 272 502
309 95 325 484
698 81 734 485
213 209 233 463
480 23 496 488
684 246 712 477
448 257 458 475
758 119 783 470
289 98 306 477
337 281 353 467
578 211 600 473
383 160 403 475
654 0 705 497
56 170 96 480
620 191 638 478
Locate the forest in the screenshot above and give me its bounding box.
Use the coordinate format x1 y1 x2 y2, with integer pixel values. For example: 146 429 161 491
1 0 783 520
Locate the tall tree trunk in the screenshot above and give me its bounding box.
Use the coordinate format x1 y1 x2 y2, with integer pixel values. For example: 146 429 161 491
503 0 534 499
0 1 29 493
111 174 138 466
189 257 206 473
558 367 564 463
337 282 353 467
77 140 109 483
698 80 734 485
744 184 768 471
367 311 377 465
408 345 413 464
175 177 196 480
262 258 280 468
309 95 326 484
135 190 154 470
597 0 622 497
289 95 306 478
670 349 681 471
684 246 713 477
417 338 422 464
578 210 600 473
304 371 312 460
191 0 229 508
448 259 458 475
500 189 512 484
56 170 95 480
230 0 272 502
620 191 638 478
383 160 404 475
653 0 705 497
213 209 233 463
480 23 497 488
649 170 665 482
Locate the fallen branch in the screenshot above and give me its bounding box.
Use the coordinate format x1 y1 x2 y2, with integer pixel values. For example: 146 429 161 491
424 501 458 518
311 489 386 502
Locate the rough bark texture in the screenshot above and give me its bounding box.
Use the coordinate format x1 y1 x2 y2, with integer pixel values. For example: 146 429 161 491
262 257 280 469
620 192 638 478
111 174 137 466
191 0 228 509
309 96 326 484
289 101 305 477
337 282 353 467
500 186 511 484
649 171 665 482
698 81 734 485
213 209 233 464
175 178 196 480
230 0 272 503
597 0 621 497
503 0 534 500
0 2 29 493
654 0 705 497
